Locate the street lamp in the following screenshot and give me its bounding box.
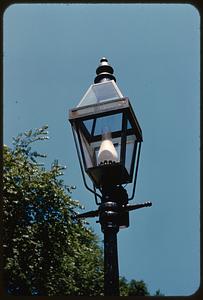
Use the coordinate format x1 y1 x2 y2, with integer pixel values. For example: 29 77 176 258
68 58 152 296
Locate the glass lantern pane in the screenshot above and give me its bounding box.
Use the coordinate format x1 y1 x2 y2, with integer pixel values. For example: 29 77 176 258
127 119 132 130
82 113 123 139
78 129 95 169
78 124 122 172
125 135 136 174
92 82 121 102
77 80 123 107
90 136 121 167
94 113 122 136
83 119 94 134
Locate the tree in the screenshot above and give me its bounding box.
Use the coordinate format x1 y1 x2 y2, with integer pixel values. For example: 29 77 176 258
3 126 104 296
3 125 164 296
119 276 130 296
119 277 150 296
154 289 165 296
128 279 150 296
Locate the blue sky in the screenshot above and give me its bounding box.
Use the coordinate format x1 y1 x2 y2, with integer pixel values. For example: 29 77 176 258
3 3 200 296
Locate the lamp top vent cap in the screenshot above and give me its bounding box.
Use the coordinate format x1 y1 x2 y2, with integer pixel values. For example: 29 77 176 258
94 57 116 84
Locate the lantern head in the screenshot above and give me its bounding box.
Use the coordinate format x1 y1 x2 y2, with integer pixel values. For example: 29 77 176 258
69 58 142 189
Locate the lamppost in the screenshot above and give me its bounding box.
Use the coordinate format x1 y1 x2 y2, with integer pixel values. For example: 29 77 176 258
68 58 152 296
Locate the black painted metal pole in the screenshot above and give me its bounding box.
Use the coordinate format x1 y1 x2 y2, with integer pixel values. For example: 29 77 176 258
99 187 121 296
73 186 152 296
103 225 119 296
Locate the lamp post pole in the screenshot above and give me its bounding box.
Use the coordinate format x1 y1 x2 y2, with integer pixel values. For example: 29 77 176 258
103 225 119 296
74 189 152 296
99 187 121 296
94 60 121 296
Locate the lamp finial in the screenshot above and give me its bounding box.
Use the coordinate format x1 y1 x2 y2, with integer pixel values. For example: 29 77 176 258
94 57 116 83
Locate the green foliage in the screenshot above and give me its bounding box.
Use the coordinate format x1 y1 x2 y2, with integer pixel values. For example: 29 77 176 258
119 277 165 296
154 289 165 296
3 126 104 296
119 277 150 296
119 276 130 296
3 125 164 296
128 279 150 296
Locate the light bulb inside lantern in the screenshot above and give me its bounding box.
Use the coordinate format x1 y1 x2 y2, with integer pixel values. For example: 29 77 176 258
97 130 118 165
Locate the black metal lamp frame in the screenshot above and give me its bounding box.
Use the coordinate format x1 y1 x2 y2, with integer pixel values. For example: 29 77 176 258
69 97 143 196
